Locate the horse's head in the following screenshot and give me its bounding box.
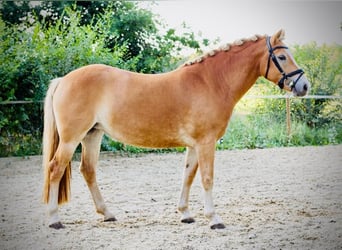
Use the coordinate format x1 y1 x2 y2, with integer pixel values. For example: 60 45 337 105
261 29 310 97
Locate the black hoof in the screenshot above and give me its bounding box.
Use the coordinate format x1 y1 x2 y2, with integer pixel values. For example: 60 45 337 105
210 223 225 230
49 222 65 229
181 217 195 224
104 217 117 222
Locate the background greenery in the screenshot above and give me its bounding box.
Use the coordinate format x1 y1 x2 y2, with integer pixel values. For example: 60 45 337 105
0 1 341 157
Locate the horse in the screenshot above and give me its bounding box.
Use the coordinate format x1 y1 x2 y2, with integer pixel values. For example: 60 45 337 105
42 29 310 230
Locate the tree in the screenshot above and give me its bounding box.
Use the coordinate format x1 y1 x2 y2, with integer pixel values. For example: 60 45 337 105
0 1 107 26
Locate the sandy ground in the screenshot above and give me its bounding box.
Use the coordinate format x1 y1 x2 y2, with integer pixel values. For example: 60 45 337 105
0 145 341 250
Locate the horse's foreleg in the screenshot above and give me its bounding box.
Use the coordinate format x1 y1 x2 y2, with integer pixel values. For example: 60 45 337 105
80 130 116 222
196 142 225 229
178 147 198 224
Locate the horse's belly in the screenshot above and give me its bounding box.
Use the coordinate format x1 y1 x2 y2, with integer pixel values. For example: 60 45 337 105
99 121 194 149
107 128 184 148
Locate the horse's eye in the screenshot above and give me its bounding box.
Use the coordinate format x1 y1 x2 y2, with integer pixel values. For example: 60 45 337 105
278 55 286 61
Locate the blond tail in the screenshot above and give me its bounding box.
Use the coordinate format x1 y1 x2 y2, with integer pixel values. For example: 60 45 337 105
42 78 71 204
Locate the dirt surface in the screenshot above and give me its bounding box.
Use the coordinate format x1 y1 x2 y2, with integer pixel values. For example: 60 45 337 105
0 146 341 249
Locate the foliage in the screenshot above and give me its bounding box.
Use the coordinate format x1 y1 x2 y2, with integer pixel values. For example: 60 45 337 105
0 1 32 25
1 1 113 26
292 43 342 127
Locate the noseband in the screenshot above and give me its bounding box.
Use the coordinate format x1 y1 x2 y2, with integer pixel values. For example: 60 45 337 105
265 36 304 90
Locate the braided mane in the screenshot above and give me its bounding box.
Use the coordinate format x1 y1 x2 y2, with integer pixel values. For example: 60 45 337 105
182 34 266 67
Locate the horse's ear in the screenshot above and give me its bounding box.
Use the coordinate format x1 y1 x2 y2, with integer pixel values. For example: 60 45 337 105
272 29 285 44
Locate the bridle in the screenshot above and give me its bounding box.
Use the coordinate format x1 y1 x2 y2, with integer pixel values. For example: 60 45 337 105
265 36 304 90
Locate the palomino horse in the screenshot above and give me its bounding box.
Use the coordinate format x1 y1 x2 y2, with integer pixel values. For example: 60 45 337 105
43 29 310 229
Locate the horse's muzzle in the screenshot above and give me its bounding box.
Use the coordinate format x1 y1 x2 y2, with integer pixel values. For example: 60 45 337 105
292 74 310 97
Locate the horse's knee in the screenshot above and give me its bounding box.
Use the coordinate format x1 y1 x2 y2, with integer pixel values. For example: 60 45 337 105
201 176 213 191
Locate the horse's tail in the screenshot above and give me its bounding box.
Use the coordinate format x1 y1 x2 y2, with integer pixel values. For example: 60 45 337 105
42 78 71 205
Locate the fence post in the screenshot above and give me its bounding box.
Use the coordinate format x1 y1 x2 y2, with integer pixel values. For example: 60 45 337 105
286 97 291 139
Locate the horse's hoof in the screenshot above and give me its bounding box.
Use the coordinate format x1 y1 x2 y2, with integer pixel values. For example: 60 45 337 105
104 217 117 222
210 223 225 230
181 217 195 224
49 222 65 229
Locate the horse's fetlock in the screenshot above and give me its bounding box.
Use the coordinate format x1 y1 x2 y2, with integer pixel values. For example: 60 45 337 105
204 210 215 219
96 206 105 215
178 205 188 212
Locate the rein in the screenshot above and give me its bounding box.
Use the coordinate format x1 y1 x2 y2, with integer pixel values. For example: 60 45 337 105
265 36 304 90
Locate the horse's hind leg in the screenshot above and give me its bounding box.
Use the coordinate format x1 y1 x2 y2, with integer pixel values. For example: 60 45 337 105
80 129 116 222
48 142 78 229
178 147 198 223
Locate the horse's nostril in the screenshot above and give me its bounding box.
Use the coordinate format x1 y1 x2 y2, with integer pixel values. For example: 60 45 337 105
303 84 308 91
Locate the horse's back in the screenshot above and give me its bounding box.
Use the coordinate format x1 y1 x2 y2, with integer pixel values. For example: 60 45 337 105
55 64 139 111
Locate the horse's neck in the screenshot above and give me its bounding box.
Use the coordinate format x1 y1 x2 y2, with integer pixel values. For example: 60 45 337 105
203 39 265 104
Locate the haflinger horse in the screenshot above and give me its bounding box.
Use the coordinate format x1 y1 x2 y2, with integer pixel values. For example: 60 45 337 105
43 29 310 230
